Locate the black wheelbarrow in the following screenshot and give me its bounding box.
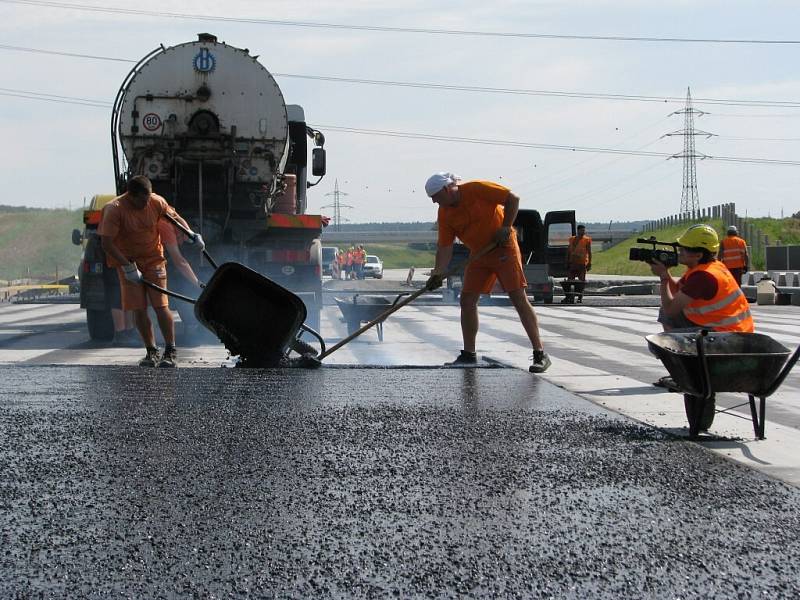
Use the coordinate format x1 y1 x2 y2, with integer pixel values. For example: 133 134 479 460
141 215 325 367
646 330 800 439
334 294 410 341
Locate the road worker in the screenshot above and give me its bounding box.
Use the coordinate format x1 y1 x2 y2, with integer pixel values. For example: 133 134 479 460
718 225 749 287
650 223 754 334
424 172 550 373
565 224 592 303
354 245 367 280
99 175 203 368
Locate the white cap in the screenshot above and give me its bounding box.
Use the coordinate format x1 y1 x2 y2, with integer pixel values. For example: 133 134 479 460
727 225 738 234
425 172 460 197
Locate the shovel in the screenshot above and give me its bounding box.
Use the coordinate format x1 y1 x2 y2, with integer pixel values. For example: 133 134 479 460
307 241 499 365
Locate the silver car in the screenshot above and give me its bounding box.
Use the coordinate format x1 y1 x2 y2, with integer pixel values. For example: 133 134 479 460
362 255 384 279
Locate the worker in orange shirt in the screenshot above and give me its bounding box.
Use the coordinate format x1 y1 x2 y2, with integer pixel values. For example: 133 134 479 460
718 225 749 287
353 245 366 280
424 172 550 373
99 175 203 368
565 224 592 303
337 250 346 280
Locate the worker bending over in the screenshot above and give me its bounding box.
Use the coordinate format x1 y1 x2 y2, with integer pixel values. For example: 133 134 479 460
99 175 204 368
424 172 550 373
650 224 753 334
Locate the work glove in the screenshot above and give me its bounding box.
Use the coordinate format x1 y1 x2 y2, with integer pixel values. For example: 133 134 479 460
122 263 143 284
493 226 512 245
188 232 206 252
425 273 444 291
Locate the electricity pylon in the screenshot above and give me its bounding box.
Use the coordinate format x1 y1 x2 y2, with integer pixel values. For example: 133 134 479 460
321 179 353 231
665 87 714 216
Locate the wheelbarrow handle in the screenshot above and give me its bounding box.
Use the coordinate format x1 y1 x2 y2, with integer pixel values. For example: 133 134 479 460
162 212 219 270
140 278 198 305
319 242 498 360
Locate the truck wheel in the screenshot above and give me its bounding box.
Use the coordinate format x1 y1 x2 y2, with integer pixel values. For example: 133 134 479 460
544 295 554 304
86 308 114 341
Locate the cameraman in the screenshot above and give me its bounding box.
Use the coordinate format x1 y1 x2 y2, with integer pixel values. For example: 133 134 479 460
650 224 754 333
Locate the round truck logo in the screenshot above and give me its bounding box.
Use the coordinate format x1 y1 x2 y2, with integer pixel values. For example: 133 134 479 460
281 265 295 276
193 48 216 73
142 113 162 131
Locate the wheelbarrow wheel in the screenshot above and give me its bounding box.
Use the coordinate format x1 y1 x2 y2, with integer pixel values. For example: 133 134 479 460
683 394 716 437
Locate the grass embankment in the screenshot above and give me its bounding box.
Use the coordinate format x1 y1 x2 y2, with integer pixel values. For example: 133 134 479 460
360 243 435 270
0 209 83 282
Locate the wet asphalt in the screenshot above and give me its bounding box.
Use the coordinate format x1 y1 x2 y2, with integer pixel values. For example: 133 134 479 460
2 365 800 598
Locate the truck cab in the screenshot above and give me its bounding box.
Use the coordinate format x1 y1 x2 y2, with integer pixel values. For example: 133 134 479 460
446 209 575 303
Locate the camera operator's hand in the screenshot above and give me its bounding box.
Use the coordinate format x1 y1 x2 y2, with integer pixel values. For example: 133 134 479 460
649 258 669 279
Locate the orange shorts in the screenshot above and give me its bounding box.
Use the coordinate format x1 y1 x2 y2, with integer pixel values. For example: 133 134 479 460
462 243 527 294
116 257 169 311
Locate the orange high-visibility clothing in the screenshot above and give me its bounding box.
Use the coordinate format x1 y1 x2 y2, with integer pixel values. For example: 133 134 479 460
352 249 365 265
720 236 747 269
679 260 754 332
337 253 346 266
346 250 354 266
568 235 592 266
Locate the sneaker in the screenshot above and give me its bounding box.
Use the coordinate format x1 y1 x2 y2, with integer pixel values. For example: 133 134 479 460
139 347 160 367
529 351 551 373
445 350 478 366
158 345 178 368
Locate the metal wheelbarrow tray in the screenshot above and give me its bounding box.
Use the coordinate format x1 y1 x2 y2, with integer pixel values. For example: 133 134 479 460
334 294 408 340
195 262 308 367
646 331 800 439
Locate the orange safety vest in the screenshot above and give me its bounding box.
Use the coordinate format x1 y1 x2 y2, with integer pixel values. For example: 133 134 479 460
568 235 592 266
353 250 365 265
679 260 754 332
337 253 346 265
720 236 747 269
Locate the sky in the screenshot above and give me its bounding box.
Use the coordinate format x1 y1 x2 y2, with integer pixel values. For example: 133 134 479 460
2 0 800 224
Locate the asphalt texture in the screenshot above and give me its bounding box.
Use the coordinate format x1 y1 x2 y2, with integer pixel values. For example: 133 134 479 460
2 366 800 598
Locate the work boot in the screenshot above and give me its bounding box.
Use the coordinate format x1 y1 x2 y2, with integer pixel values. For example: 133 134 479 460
138 346 160 368
158 345 178 368
529 350 551 373
445 350 478 366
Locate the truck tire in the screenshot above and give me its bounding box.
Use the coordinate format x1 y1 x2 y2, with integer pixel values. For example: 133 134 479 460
86 308 114 341
544 295 554 304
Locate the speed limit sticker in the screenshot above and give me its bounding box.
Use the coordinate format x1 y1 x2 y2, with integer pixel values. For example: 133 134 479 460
142 113 162 131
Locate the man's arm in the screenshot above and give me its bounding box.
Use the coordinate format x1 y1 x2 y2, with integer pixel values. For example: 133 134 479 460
493 192 520 244
164 243 201 287
101 235 130 267
587 240 592 270
433 244 454 275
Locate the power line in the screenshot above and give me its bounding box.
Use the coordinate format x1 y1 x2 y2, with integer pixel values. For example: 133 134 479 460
3 87 798 166
3 43 800 109
4 0 800 45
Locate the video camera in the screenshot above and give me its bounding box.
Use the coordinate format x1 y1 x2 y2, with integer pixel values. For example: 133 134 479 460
629 237 679 267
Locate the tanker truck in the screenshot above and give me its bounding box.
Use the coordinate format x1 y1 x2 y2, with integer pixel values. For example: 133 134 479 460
78 33 327 340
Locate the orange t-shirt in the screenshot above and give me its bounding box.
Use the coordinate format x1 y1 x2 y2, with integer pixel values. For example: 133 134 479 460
568 235 592 266
437 181 516 252
98 193 175 267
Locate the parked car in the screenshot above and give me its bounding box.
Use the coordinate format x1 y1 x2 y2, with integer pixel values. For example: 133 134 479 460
321 246 340 278
363 255 384 279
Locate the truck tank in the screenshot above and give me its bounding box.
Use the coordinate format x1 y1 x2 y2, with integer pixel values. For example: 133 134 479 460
111 33 327 338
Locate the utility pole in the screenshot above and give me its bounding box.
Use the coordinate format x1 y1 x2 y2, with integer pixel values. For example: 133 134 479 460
321 179 353 231
665 87 714 217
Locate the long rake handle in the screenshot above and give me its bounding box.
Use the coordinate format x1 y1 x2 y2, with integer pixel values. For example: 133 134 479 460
319 241 498 360
162 212 219 269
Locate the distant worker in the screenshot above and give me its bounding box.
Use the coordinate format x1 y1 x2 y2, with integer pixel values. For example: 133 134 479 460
565 224 592 303
718 225 749 287
424 172 551 373
99 175 204 368
337 250 346 280
354 245 366 280
650 224 754 334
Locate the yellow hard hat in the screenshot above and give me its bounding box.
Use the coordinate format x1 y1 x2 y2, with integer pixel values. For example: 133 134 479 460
676 224 720 252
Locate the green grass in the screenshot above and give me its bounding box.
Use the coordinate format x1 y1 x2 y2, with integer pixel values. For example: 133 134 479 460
0 209 83 282
360 243 436 270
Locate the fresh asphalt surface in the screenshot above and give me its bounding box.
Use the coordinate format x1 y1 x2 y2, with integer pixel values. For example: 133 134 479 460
2 273 800 597
3 365 800 597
